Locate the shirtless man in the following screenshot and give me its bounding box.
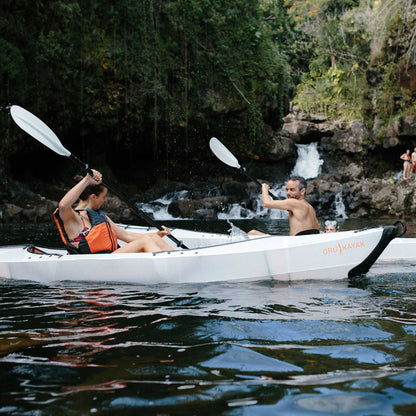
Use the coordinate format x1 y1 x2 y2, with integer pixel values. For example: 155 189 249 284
248 176 320 236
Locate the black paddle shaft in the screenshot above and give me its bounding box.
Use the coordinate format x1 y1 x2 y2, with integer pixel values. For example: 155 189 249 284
69 154 188 249
239 167 279 200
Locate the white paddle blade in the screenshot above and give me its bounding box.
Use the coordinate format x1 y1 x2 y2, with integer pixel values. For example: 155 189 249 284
10 105 71 157
209 137 241 169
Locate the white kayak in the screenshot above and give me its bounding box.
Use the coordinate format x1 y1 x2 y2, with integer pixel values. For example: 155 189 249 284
0 224 399 284
377 237 416 263
122 223 414 265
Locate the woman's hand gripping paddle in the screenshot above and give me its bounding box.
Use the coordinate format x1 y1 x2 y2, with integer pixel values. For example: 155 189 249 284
10 105 188 249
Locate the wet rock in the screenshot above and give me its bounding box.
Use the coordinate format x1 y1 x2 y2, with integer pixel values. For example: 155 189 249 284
192 208 217 219
268 133 297 161
4 173 416 222
2 203 23 221
373 115 416 149
168 196 228 218
222 181 252 204
2 196 58 223
321 120 367 154
281 112 339 144
307 176 345 216
168 199 194 218
104 195 137 222
200 196 229 211
334 163 364 182
140 180 188 202
394 115 416 137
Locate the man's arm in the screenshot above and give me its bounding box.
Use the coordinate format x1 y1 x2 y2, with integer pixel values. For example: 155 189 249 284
261 184 296 211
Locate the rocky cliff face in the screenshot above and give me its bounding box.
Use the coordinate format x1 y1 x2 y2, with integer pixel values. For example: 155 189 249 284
2 111 416 223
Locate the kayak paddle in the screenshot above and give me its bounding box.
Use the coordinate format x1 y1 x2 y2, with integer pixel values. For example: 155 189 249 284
10 105 188 249
209 137 278 199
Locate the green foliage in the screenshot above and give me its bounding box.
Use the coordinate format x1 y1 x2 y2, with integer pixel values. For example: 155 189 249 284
290 0 416 127
0 0 292 184
1 0 415 187
368 0 411 64
295 63 368 119
288 0 373 120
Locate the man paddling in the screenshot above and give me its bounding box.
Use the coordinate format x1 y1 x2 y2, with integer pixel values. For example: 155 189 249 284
248 176 320 236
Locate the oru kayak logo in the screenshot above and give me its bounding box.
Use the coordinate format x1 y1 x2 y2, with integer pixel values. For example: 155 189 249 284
323 240 365 255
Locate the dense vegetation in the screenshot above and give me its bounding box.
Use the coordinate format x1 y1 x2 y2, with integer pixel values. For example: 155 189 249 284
291 0 416 125
1 0 415 193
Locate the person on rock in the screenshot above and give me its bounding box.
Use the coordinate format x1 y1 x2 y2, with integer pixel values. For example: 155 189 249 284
248 176 321 236
411 147 416 175
54 169 174 254
400 149 412 180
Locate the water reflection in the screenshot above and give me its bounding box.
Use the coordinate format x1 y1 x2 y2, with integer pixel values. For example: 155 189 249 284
1 256 416 414
227 387 416 416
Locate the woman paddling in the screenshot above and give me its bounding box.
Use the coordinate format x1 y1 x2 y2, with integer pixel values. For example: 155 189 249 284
54 169 174 254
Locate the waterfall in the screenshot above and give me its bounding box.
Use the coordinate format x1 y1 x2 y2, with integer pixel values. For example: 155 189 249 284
137 142 327 220
291 142 323 179
137 190 189 220
334 191 347 219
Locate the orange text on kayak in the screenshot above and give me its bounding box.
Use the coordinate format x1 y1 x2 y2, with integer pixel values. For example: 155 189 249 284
323 240 365 256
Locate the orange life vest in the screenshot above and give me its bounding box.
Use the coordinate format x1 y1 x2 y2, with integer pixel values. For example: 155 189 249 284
53 208 118 254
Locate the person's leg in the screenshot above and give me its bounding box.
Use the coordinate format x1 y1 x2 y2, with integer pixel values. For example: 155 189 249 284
150 234 175 251
112 235 162 254
247 229 268 236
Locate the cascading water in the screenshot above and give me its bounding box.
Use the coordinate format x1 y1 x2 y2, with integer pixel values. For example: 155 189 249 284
291 142 323 179
334 191 347 219
137 190 189 220
137 142 346 220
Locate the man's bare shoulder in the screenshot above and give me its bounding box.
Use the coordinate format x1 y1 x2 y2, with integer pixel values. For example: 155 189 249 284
288 198 313 210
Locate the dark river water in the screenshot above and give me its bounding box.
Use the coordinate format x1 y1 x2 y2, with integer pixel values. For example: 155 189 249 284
1 219 416 415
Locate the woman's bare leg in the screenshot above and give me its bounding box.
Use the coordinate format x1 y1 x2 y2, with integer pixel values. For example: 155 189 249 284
247 230 268 236
112 235 162 254
151 234 175 251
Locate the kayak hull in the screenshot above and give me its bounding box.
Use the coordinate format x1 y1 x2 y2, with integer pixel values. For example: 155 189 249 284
0 226 396 284
377 237 416 263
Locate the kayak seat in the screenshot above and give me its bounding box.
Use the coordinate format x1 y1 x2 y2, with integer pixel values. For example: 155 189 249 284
26 245 63 257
